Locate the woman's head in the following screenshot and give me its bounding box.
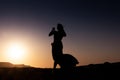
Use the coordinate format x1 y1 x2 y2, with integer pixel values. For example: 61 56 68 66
57 23 64 31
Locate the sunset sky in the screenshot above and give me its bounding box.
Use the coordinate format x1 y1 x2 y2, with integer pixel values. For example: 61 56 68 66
0 0 120 68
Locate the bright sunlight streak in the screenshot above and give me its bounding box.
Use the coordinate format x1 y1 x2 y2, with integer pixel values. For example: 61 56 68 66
5 42 27 63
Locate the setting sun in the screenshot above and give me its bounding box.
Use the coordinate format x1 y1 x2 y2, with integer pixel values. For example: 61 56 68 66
5 42 27 64
8 44 25 59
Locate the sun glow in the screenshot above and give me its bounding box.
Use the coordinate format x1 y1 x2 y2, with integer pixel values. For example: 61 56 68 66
5 42 27 63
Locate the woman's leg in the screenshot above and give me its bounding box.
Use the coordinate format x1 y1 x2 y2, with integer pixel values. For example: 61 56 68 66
53 61 57 70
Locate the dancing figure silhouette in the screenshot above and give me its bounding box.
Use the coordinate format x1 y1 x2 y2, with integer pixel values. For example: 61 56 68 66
49 23 79 70
49 23 66 70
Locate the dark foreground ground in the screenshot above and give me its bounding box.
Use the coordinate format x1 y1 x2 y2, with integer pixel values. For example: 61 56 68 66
0 62 120 80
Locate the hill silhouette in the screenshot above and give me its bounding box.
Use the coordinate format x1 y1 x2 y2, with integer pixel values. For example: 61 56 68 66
0 62 119 80
0 62 31 68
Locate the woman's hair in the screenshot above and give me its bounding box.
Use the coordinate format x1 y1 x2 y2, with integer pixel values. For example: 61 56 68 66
57 23 64 31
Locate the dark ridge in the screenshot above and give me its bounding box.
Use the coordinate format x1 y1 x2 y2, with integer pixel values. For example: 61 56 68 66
0 62 119 80
0 62 31 68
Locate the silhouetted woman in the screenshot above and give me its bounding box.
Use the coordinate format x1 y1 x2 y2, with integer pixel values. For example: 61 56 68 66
49 23 66 69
